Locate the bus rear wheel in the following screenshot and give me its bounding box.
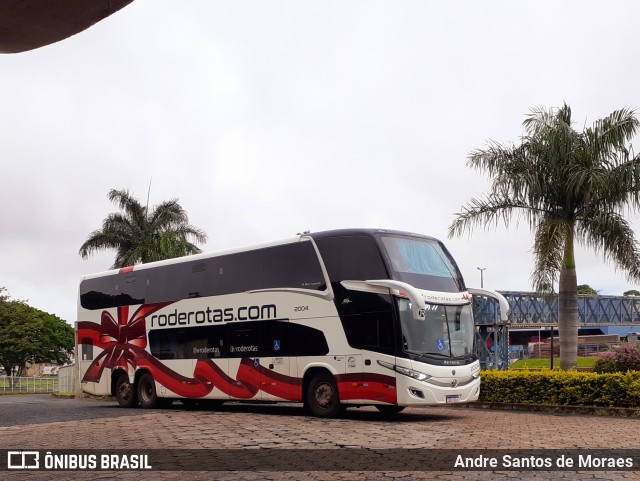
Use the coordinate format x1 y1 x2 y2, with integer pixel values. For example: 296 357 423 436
306 373 342 418
137 373 161 409
115 373 137 408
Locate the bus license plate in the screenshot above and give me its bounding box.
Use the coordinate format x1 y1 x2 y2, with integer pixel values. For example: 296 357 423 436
446 395 460 403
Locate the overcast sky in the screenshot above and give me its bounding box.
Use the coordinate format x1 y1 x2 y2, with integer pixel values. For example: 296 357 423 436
3 0 640 324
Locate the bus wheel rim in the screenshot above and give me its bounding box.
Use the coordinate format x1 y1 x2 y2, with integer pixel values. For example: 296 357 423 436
142 381 152 401
119 382 131 400
315 382 334 408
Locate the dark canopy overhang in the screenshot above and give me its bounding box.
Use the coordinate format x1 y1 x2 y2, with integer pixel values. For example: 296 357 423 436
0 0 134 53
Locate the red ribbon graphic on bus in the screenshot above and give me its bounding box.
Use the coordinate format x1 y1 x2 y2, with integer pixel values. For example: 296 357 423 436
78 304 396 404
79 303 171 383
78 304 302 401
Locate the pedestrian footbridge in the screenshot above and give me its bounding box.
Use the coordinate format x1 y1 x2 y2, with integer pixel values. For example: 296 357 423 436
472 291 640 370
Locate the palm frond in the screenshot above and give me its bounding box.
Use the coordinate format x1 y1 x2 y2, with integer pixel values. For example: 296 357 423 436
585 107 639 155
448 193 548 239
576 209 640 282
603 156 640 209
80 189 208 268
107 189 146 219
530 217 566 292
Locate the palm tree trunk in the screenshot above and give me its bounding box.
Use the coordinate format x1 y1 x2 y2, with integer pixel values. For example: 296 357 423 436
558 229 578 370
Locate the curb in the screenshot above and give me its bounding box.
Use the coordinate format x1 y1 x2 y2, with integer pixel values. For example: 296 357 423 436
50 393 116 401
450 401 640 417
50 393 75 399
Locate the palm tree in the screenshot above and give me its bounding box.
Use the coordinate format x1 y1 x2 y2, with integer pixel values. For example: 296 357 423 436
449 103 640 370
79 189 208 268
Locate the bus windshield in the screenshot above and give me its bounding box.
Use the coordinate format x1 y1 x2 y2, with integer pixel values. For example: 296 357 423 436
379 235 464 292
397 298 474 359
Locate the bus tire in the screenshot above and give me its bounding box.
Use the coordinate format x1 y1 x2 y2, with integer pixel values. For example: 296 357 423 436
306 372 342 418
137 372 160 409
375 405 405 415
115 372 138 408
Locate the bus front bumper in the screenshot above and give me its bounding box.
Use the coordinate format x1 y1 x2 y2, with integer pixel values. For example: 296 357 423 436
395 374 481 406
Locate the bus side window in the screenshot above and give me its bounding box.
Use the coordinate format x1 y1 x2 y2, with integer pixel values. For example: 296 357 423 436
80 276 145 310
341 315 364 349
217 242 325 295
361 311 395 355
149 330 177 360
316 236 392 316
228 326 260 358
341 311 395 355
187 262 207 298
188 325 227 359
287 323 329 356
315 235 388 283
146 264 187 304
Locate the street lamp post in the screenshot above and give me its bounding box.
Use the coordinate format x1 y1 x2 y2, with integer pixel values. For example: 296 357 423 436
477 267 486 288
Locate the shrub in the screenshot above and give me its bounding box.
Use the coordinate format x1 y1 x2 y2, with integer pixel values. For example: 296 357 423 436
480 370 640 408
593 343 640 373
593 352 618 374
614 343 640 372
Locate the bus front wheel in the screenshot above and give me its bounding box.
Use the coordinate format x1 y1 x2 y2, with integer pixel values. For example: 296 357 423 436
306 373 342 418
115 373 137 408
137 373 160 409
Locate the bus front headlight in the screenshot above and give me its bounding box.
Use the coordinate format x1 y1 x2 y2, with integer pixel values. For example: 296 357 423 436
378 360 431 382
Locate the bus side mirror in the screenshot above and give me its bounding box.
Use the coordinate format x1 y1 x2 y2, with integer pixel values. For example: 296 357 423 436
340 279 426 320
467 287 510 323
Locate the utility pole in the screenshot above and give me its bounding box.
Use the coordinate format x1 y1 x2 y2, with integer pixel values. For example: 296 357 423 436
477 267 486 288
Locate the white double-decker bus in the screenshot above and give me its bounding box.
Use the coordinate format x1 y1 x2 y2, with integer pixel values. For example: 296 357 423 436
77 229 500 417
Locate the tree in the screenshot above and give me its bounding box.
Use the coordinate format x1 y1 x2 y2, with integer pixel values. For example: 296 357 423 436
449 104 640 370
577 284 598 295
623 289 640 297
79 189 208 268
0 290 74 377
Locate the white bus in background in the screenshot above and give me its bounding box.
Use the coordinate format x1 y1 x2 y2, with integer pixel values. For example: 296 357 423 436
77 229 503 417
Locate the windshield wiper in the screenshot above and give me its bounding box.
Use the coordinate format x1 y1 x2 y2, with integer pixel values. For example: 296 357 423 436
422 352 451 359
406 350 450 361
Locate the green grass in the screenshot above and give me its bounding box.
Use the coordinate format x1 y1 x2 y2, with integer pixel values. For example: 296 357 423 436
510 357 597 369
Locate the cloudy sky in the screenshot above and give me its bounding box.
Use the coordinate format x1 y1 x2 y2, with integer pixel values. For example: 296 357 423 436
3 0 640 324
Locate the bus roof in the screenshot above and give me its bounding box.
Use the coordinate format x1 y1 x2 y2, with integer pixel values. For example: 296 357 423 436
80 228 442 281
307 228 440 242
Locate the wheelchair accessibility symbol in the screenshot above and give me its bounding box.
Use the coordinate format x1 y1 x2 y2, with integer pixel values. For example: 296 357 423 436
436 339 446 351
274 340 281 351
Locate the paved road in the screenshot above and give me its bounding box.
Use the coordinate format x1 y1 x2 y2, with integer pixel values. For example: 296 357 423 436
0 394 144 426
0 395 638 480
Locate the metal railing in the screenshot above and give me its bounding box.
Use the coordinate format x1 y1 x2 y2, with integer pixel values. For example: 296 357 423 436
0 376 59 393
492 291 640 326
